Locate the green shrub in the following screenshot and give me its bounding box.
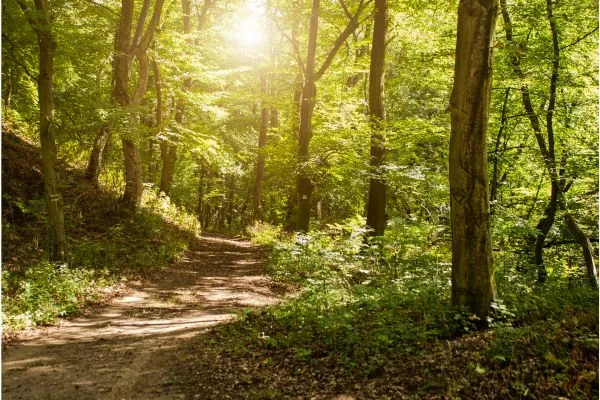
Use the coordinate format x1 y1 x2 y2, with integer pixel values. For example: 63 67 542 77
246 221 283 246
2 262 113 332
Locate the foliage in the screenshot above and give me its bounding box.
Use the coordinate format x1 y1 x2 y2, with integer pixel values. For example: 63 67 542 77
2 262 113 332
1 132 200 334
246 221 283 246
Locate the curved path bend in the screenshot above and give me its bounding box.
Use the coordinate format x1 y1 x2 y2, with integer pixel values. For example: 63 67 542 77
2 235 281 400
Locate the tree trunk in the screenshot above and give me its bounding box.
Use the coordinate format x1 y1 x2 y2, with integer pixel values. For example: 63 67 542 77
197 165 205 222
284 75 303 230
85 124 111 183
19 0 67 261
449 0 498 320
159 142 177 195
271 108 279 128
534 181 558 282
296 0 319 233
253 71 269 221
113 0 165 210
297 79 316 232
159 0 191 196
563 213 598 286
226 175 235 229
365 0 388 237
121 138 144 209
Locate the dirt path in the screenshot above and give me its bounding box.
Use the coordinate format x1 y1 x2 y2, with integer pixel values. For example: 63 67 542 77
2 235 283 400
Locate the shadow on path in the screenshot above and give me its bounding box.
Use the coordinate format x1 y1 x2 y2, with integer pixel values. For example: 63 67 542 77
2 235 283 400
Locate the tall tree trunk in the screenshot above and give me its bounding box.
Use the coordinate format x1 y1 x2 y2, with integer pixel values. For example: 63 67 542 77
449 0 498 320
85 124 111 183
253 71 269 221
121 138 144 209
296 0 319 232
294 0 367 232
112 0 165 210
284 75 303 230
159 0 192 195
19 0 67 261
197 165 205 222
226 175 235 229
365 0 388 237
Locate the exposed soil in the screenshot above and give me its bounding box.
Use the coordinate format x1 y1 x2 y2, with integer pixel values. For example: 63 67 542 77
2 235 285 400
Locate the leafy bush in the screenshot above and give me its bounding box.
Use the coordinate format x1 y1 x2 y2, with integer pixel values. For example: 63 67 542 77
2 262 113 332
246 221 283 246
2 190 201 334
234 219 458 373
224 217 598 394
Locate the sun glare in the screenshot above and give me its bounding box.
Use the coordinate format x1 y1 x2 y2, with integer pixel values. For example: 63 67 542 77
234 17 264 49
230 1 266 53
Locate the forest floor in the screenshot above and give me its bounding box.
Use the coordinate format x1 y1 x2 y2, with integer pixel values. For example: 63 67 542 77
2 235 287 400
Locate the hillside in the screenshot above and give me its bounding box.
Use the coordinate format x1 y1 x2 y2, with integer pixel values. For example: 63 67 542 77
2 127 199 338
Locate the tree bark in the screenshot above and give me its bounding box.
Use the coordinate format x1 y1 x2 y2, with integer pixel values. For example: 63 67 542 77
563 213 598 286
296 0 320 232
121 138 144 209
295 0 368 232
449 0 498 320
19 0 67 261
365 0 388 237
533 181 558 282
113 0 165 210
85 124 111 182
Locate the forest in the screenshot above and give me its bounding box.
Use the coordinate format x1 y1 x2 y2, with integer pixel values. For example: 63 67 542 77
1 0 598 398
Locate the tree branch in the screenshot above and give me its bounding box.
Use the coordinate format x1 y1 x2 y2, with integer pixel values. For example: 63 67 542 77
80 0 117 15
2 33 38 83
272 15 305 75
560 26 598 51
315 0 371 80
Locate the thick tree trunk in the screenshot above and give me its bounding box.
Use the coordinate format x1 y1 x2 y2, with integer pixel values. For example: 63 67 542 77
19 0 67 261
253 72 269 221
365 0 388 237
112 0 165 210
121 138 144 209
85 124 111 183
449 0 498 320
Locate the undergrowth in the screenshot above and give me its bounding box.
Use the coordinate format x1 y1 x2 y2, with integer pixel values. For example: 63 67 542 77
2 190 199 335
236 218 598 397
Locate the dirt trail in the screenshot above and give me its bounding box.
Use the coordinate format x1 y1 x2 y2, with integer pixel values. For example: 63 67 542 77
2 235 282 400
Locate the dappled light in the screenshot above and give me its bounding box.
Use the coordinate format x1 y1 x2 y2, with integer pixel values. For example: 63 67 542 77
2 0 597 397
2 237 282 398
